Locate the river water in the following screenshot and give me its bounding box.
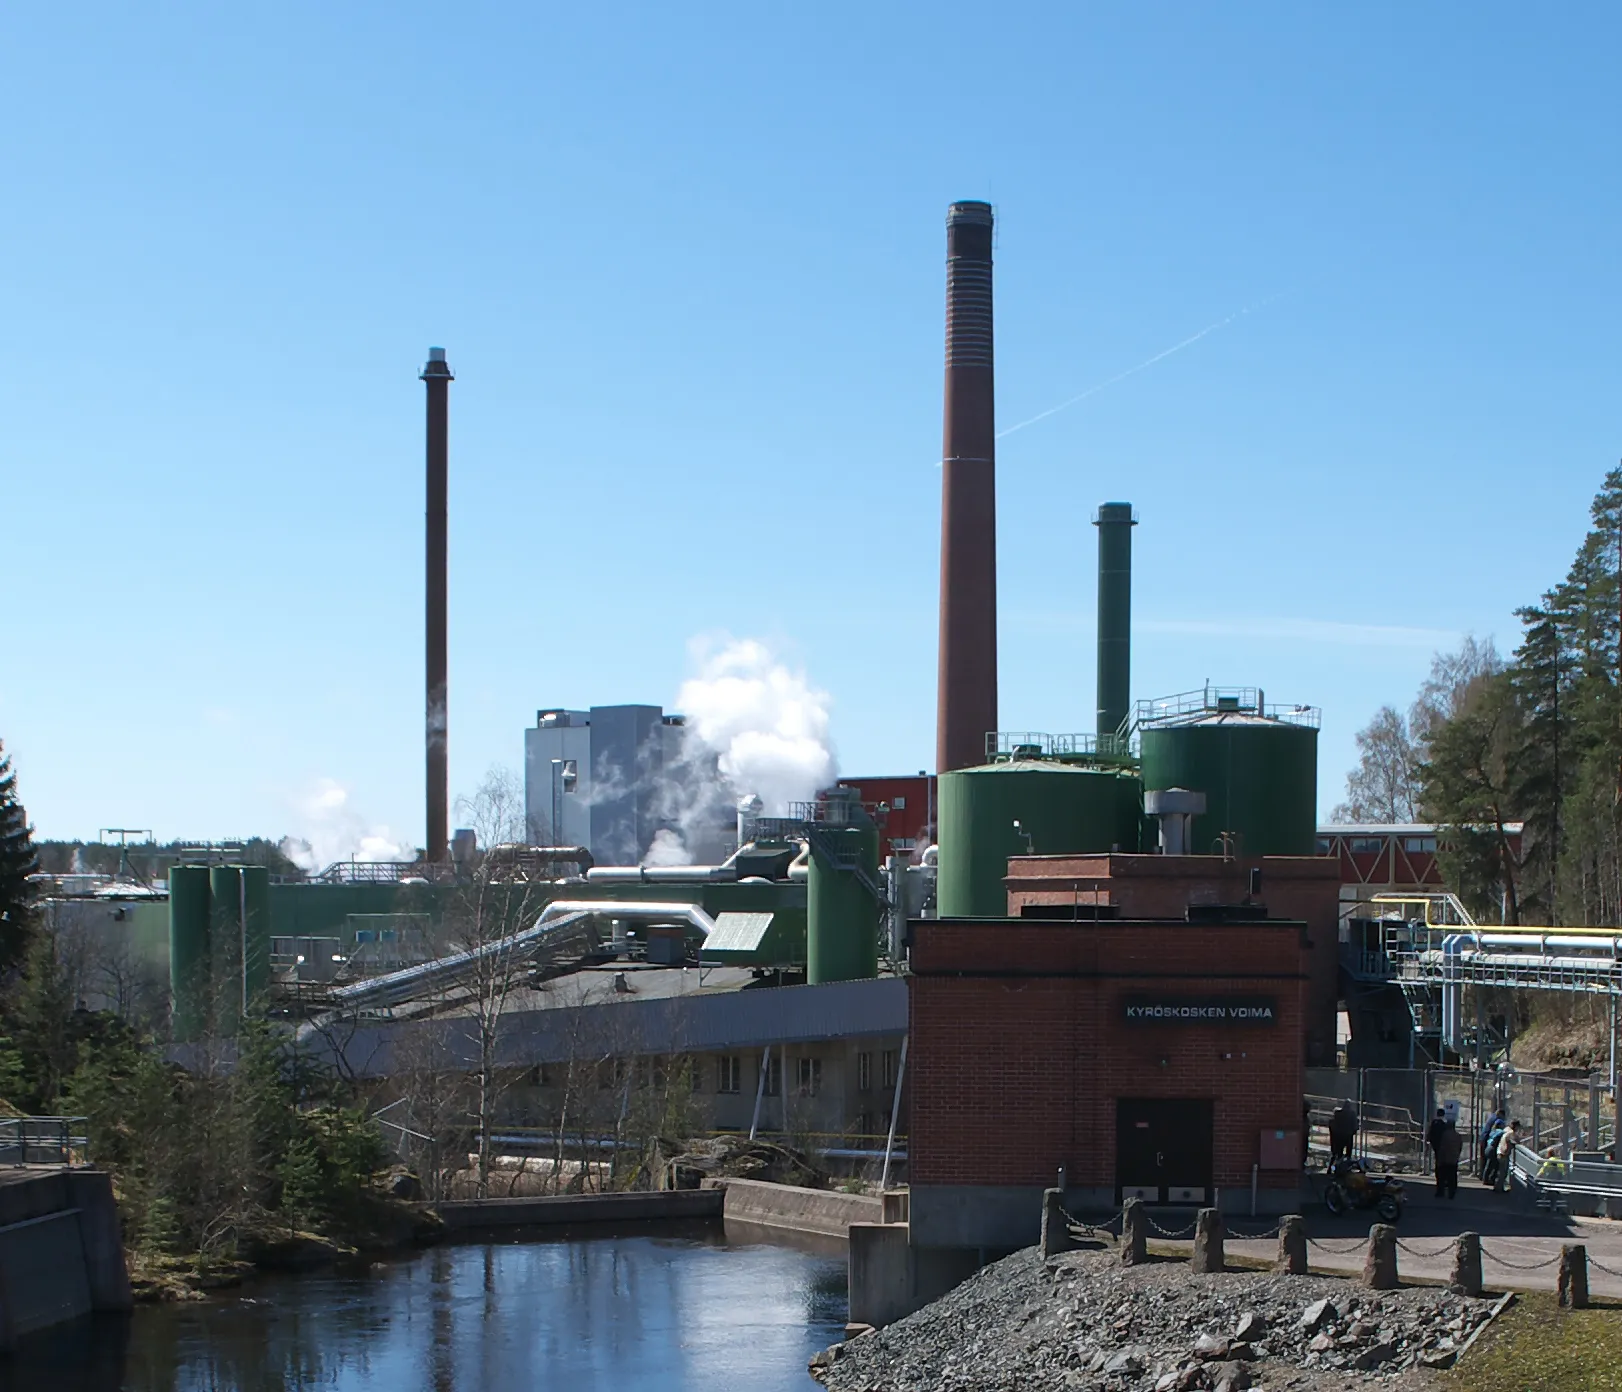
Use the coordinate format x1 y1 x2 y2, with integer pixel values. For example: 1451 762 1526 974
0 1223 847 1392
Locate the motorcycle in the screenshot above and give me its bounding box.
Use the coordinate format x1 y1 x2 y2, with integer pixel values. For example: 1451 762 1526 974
1322 1158 1404 1222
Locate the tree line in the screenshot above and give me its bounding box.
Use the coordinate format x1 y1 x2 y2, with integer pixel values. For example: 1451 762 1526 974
1335 464 1622 927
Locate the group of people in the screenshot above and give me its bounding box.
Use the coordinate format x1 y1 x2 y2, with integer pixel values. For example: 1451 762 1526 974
1477 1109 1522 1191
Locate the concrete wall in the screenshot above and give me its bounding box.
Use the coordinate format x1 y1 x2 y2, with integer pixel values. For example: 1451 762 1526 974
715 1179 882 1237
0 1169 130 1349
433 1188 722 1231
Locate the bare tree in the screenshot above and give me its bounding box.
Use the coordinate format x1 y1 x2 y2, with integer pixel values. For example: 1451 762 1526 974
1332 705 1419 823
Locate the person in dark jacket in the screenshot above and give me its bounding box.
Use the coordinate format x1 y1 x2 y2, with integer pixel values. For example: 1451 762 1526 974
1435 1121 1464 1199
1427 1107 1448 1161
1328 1101 1358 1161
1479 1108 1505 1179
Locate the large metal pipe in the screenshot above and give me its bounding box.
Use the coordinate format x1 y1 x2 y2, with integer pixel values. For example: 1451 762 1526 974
1094 501 1136 745
422 346 453 863
937 200 997 773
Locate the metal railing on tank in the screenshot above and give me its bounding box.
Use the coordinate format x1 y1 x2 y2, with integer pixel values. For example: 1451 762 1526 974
1134 687 1321 730
983 731 1137 763
0 1116 89 1167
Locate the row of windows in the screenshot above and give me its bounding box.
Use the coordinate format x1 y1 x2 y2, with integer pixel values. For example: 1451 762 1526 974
526 1050 900 1098
1318 835 1439 856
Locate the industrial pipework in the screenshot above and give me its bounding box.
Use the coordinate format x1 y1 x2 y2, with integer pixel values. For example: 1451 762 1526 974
1094 502 1136 745
937 200 998 774
422 346 453 863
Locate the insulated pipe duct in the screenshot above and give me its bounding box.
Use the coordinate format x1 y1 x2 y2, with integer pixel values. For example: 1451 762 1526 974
937 200 998 773
421 346 453 863
1094 502 1136 745
586 865 740 884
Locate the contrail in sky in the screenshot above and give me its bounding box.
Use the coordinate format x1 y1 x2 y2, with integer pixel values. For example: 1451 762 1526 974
995 294 1281 440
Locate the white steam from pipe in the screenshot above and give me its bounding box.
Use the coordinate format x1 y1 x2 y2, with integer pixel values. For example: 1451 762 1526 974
279 777 413 873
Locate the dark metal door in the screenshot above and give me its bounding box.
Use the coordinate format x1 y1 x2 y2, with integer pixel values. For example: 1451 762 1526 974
1115 1099 1215 1204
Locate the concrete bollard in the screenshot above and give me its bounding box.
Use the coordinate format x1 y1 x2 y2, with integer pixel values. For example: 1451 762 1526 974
1275 1214 1308 1275
1120 1197 1148 1266
1363 1224 1399 1290
1558 1244 1589 1309
1450 1232 1483 1297
1040 1189 1072 1258
1190 1208 1225 1274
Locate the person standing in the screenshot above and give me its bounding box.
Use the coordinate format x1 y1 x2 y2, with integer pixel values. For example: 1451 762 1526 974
1435 1120 1463 1199
1427 1107 1448 1172
1328 1101 1358 1162
1492 1120 1521 1193
1479 1108 1505 1180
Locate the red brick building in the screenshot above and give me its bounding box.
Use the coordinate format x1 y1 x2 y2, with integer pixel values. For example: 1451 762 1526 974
905 912 1308 1250
1004 853 1342 1068
836 774 935 860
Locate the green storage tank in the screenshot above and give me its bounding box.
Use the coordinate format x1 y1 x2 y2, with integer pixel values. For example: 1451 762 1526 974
168 866 212 1041
1140 705 1318 857
936 761 1143 917
241 865 272 1006
807 821 880 984
209 865 244 1021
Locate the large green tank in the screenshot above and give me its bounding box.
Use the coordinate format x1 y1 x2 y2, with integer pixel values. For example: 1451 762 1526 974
1140 706 1318 856
168 866 212 1041
807 821 880 984
209 865 244 1021
936 762 1143 917
241 865 272 1006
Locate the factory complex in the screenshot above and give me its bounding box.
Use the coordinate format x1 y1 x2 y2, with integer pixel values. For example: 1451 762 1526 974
36 201 1518 1291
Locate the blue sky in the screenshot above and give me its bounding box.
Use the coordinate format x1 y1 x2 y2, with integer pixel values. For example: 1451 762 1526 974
5 3 1620 847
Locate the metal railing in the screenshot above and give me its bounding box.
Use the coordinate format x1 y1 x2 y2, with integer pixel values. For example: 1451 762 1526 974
1134 687 1321 730
983 731 1135 763
0 1117 89 1167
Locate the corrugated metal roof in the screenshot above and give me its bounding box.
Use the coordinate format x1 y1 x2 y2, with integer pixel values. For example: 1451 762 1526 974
706 911 774 953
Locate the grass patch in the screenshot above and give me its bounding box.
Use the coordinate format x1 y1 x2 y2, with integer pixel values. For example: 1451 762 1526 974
1447 1291 1622 1392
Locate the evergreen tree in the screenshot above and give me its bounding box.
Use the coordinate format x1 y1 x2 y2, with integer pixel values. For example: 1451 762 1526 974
0 741 39 970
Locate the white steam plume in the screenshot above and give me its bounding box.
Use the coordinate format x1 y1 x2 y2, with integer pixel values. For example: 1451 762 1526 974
675 636 837 816
279 778 413 874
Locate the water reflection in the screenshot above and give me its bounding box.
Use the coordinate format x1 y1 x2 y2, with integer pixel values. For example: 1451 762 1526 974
0 1223 847 1392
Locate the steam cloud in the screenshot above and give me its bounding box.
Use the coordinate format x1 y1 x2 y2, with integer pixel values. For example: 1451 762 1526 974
675 636 837 816
632 636 838 864
280 778 413 873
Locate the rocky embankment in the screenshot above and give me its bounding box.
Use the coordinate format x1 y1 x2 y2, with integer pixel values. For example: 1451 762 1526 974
812 1248 1498 1391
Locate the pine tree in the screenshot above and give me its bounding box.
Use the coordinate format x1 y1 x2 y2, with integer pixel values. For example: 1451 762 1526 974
0 740 39 971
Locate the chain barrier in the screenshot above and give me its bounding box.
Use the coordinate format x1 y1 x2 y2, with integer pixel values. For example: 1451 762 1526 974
1307 1237 1368 1253
1583 1253 1622 1279
1227 1221 1282 1240
1147 1216 1198 1239
1395 1239 1457 1258
1480 1246 1564 1272
1060 1203 1120 1244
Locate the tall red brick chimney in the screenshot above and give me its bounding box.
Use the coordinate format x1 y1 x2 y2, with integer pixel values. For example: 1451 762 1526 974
422 346 452 863
936 201 997 773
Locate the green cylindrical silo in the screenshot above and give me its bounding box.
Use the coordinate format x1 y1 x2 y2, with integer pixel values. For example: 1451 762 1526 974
1140 712 1318 856
168 866 212 1041
1094 502 1136 745
241 865 272 1007
807 822 880 984
209 865 244 1022
936 762 1143 917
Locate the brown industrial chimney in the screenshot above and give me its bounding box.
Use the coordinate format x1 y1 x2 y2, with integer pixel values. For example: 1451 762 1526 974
936 201 997 773
422 346 453 863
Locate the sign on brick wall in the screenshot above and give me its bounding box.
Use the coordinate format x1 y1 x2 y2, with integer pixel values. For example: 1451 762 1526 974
1122 996 1278 1025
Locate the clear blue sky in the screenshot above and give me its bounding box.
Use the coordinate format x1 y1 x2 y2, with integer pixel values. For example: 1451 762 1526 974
6 3 1620 847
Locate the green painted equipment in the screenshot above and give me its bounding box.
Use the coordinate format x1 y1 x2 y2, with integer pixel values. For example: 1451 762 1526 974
937 761 1143 917
807 814 880 984
1139 689 1319 856
1094 502 1136 746
241 865 271 1005
168 866 212 1041
209 866 245 1020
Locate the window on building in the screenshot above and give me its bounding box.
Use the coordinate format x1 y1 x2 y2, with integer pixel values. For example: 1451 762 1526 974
858 1110 877 1139
1315 837 1332 855
882 1049 899 1090
354 930 376 944
1349 837 1385 855
716 1056 741 1094
597 1060 623 1091
857 1051 873 1092
528 1064 553 1087
797 1057 822 1097
763 1056 782 1097
893 796 906 810
1403 835 1437 854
